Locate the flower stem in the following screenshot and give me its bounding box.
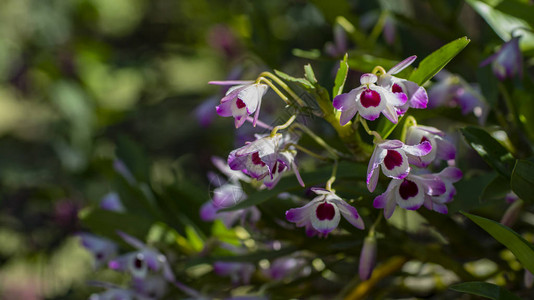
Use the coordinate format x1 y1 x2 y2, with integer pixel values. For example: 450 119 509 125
256 77 292 106
358 116 383 143
259 72 307 107
326 159 338 191
498 82 519 126
400 115 417 142
271 115 297 136
372 66 387 76
285 143 330 161
369 213 383 237
292 123 340 159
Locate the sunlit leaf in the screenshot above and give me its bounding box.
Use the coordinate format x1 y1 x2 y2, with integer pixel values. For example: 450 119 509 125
408 36 470 86
332 53 349 98
274 69 315 90
450 281 521 300
462 212 534 274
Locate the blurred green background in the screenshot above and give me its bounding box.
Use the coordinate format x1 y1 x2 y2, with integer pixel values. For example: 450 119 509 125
0 0 532 299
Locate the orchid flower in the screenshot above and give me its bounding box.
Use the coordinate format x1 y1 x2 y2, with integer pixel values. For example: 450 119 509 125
333 73 407 125
262 256 309 281
131 275 168 300
377 56 428 114
373 173 446 219
366 139 432 193
213 261 256 285
228 133 304 189
200 200 261 228
423 167 462 214
428 71 488 124
405 125 456 167
108 231 176 283
285 188 364 236
211 80 268 128
480 36 522 81
78 233 118 269
359 236 377 281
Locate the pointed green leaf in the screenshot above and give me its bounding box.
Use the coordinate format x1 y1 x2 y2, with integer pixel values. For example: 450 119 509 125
450 281 521 300
461 126 515 178
274 70 314 90
332 53 349 98
79 208 153 242
462 212 534 274
408 36 470 86
511 159 534 202
304 64 318 85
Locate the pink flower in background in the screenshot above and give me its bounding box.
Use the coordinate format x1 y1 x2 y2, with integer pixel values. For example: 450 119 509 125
480 36 522 80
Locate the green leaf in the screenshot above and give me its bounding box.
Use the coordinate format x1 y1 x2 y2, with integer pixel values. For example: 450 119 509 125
332 53 349 98
462 212 534 274
220 162 366 212
274 69 314 90
409 36 470 86
481 174 510 202
79 208 153 242
450 281 521 300
346 52 399 73
494 0 534 30
304 64 318 85
116 135 150 183
460 126 515 178
511 159 534 202
466 0 534 51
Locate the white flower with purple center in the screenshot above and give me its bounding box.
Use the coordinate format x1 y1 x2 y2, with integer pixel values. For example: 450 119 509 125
285 188 364 236
405 125 456 167
108 231 177 283
211 80 268 128
480 36 522 81
377 56 428 114
373 173 446 219
366 139 432 192
78 233 118 269
423 167 462 214
228 133 304 189
333 73 407 125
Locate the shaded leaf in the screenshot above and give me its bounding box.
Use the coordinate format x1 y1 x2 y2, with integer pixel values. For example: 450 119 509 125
462 212 534 274
79 208 153 242
461 126 515 178
409 36 470 86
450 281 521 300
511 159 534 202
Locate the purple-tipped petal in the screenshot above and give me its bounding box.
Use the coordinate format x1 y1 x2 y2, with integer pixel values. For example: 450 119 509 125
439 167 463 182
435 137 456 160
117 231 146 250
360 73 378 85
402 141 432 156
200 201 218 221
418 174 446 196
332 199 365 230
216 100 233 117
388 56 417 75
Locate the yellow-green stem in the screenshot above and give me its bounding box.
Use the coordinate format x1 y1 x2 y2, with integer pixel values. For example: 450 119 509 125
256 77 292 106
326 160 338 191
259 72 306 107
271 115 297 137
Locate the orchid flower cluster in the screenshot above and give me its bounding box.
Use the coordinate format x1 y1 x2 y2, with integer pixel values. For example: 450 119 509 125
203 54 465 283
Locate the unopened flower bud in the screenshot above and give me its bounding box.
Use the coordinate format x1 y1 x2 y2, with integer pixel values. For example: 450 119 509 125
500 199 523 227
359 235 377 281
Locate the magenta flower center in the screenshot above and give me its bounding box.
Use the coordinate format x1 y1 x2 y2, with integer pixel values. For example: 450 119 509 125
316 202 335 220
392 83 403 93
251 152 266 166
399 179 419 200
420 136 429 143
236 98 246 109
360 89 381 108
384 150 403 170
